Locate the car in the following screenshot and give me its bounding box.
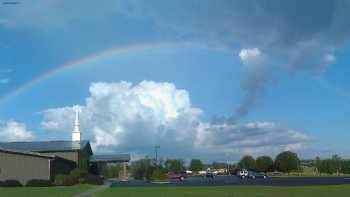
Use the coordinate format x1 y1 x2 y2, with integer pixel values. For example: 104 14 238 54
198 170 207 176
168 171 187 181
238 169 249 178
248 171 267 179
271 171 282 176
206 171 216 178
254 172 267 179
186 170 193 175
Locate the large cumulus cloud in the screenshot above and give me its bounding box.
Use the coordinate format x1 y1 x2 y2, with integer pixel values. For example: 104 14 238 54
41 81 308 159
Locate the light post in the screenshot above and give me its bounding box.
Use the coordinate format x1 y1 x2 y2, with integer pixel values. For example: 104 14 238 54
154 145 160 165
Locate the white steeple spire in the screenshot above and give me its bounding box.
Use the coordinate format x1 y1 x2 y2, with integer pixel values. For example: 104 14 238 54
72 107 81 141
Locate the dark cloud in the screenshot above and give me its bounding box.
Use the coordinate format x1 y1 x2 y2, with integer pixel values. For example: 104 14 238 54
197 122 308 156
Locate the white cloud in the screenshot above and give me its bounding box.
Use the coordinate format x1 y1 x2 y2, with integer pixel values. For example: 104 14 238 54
0 120 34 142
0 78 9 84
41 81 202 153
196 122 308 156
41 81 308 159
323 53 336 64
239 48 266 65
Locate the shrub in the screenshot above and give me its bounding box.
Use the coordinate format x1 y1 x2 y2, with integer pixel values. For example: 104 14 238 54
81 174 104 185
26 179 53 187
151 168 169 181
54 174 77 186
0 180 23 187
70 168 88 181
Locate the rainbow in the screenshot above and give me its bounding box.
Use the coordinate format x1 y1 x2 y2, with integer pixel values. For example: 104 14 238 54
0 42 233 103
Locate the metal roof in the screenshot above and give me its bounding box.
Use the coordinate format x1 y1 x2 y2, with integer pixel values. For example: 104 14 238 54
90 154 131 163
0 140 91 153
0 148 56 159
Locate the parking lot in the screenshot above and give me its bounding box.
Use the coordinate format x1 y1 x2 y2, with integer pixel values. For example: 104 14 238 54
111 176 350 187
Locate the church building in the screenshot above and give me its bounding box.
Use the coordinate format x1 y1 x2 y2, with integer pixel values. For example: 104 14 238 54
0 109 130 185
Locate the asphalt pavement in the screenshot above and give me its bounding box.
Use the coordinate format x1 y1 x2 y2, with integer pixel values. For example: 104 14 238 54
111 176 350 187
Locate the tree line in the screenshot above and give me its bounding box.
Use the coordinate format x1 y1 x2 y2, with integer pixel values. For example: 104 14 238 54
314 155 350 175
129 151 350 180
238 151 301 174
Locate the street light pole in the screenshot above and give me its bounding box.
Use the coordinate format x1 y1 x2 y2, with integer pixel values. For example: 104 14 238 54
154 145 160 165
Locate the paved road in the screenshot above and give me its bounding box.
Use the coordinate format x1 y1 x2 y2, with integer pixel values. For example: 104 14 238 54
111 176 350 187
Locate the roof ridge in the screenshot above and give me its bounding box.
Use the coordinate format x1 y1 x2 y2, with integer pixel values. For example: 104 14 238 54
0 147 55 158
0 140 89 143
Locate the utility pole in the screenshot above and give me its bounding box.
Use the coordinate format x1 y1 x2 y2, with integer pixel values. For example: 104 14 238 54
154 145 160 165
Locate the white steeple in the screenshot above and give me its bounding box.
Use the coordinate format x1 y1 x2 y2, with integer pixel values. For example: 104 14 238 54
72 107 81 141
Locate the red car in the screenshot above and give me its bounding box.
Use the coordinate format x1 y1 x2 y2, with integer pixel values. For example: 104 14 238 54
168 171 187 181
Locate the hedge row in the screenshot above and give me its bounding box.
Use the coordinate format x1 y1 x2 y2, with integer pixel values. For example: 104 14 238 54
0 175 103 187
0 180 23 187
54 173 104 186
0 168 104 187
0 179 53 187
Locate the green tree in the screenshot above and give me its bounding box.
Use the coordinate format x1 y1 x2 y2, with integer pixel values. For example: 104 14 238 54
238 155 256 170
314 156 321 174
101 164 122 179
165 159 185 172
341 160 350 174
274 151 300 174
331 154 342 175
78 159 89 172
131 158 155 180
212 162 227 169
189 159 204 172
319 159 336 174
256 156 274 172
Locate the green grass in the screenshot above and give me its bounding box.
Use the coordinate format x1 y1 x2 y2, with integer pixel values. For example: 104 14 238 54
0 184 93 197
94 185 350 197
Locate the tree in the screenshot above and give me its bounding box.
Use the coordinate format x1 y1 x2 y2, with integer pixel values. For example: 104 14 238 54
165 159 185 172
130 158 154 180
238 155 256 170
341 160 350 174
274 151 300 174
314 156 321 174
189 159 204 172
319 159 336 174
212 162 227 169
331 154 342 175
256 156 274 172
101 164 122 179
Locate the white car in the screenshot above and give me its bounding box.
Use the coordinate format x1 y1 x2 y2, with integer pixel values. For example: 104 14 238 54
238 169 248 178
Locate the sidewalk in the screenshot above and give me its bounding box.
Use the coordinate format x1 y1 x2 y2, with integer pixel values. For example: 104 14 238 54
73 182 110 197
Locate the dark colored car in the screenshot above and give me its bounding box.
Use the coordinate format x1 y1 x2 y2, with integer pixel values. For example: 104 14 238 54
248 171 267 179
168 171 187 181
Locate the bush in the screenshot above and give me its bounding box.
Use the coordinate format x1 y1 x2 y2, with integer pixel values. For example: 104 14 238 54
81 174 104 185
0 180 23 187
26 179 53 187
151 168 169 181
54 174 77 186
70 168 88 181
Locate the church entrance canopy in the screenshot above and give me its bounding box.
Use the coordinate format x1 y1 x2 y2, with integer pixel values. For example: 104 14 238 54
90 154 130 181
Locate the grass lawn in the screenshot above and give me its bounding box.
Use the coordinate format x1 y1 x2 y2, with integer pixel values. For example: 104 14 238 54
0 184 94 197
94 184 350 197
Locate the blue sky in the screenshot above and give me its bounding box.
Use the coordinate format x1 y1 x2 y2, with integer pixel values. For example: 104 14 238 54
0 0 350 162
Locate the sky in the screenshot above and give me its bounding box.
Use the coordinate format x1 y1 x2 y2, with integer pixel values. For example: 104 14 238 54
0 0 350 163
